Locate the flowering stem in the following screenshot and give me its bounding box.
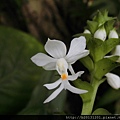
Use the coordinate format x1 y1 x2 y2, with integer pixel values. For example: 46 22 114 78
81 79 100 115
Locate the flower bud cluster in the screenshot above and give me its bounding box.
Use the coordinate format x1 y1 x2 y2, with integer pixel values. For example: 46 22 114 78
83 10 120 90
84 10 119 41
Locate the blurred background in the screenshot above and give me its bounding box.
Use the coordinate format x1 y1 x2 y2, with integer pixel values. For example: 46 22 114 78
0 0 120 115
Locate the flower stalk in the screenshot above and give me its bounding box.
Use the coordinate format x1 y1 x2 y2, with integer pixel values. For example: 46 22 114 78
81 77 104 115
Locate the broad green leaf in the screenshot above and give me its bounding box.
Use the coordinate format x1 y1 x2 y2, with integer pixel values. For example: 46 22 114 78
18 71 67 115
94 58 120 80
92 108 111 115
0 26 44 114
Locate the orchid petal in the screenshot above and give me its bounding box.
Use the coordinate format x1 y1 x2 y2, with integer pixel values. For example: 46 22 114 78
68 71 84 81
43 79 61 90
108 29 118 39
43 62 56 70
113 45 120 56
105 73 120 89
66 36 86 59
65 81 88 94
66 50 89 64
94 27 106 41
43 84 63 103
45 38 67 59
68 64 75 74
31 53 56 66
104 55 116 58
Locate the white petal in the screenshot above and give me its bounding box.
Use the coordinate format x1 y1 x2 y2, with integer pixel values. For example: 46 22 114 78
43 84 63 103
43 79 61 90
31 53 56 66
65 81 88 94
43 62 56 70
68 64 75 74
66 36 86 59
104 55 120 63
83 29 91 34
104 55 116 58
113 45 120 56
68 71 84 81
66 50 89 64
45 38 67 58
105 73 120 89
108 29 118 39
94 27 106 41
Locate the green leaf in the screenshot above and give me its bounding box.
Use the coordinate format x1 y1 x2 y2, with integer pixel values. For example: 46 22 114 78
94 58 120 80
0 26 44 114
103 38 120 56
87 38 104 62
80 56 94 72
93 10 115 26
87 20 98 34
104 20 115 35
92 108 111 115
93 10 106 25
88 38 120 62
73 80 93 102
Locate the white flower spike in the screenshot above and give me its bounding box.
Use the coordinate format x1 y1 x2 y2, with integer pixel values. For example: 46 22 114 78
43 71 88 103
105 73 120 89
94 26 106 41
31 36 89 74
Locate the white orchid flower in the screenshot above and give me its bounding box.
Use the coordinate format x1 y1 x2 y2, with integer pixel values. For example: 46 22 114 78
105 73 120 89
31 36 89 74
108 29 118 39
43 70 88 103
94 26 106 41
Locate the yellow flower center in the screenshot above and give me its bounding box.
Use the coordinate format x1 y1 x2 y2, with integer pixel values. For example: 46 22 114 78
61 73 68 80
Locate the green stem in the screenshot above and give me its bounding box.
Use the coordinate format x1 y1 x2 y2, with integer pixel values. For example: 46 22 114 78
81 79 100 115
